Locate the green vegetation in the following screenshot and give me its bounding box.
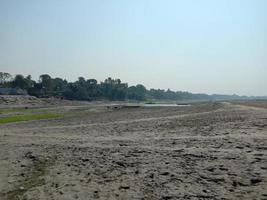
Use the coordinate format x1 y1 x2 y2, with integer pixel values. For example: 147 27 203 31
0 113 63 124
0 106 111 124
0 72 208 101
1 72 259 101
0 107 39 114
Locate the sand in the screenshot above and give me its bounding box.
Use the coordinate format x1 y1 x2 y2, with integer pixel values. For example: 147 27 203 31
0 99 267 200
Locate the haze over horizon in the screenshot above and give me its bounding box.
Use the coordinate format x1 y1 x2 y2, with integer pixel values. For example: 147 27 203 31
0 0 266 96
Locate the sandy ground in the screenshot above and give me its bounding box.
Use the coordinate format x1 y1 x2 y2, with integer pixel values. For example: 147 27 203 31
0 100 267 200
0 95 95 108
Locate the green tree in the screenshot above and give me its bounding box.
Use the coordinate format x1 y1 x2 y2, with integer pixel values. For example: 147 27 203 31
0 72 12 86
39 74 54 95
127 84 146 100
12 74 33 90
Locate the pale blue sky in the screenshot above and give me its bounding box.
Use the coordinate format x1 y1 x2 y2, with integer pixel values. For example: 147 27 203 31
0 0 266 96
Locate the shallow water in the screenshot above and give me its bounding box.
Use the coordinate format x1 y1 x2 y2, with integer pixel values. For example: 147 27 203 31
143 103 191 107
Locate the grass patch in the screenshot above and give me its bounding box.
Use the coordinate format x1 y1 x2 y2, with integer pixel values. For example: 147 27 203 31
0 113 63 124
0 107 60 115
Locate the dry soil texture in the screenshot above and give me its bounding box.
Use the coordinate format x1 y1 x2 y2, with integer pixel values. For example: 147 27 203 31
0 101 267 200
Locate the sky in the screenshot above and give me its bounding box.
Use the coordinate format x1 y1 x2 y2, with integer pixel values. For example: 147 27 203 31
0 0 266 96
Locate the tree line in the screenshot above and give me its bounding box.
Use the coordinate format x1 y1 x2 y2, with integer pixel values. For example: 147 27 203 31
0 72 258 101
0 72 152 101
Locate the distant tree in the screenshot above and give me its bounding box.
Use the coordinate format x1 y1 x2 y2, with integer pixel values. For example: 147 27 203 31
39 74 51 82
78 77 86 85
149 89 166 99
87 79 97 85
28 82 42 96
1 72 223 101
135 84 146 98
39 74 54 95
127 84 146 100
100 77 128 100
0 72 12 86
12 74 33 90
53 78 68 94
86 79 99 99
26 75 32 80
63 77 90 100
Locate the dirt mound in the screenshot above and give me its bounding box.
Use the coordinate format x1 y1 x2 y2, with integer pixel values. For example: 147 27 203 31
0 95 89 107
0 95 41 107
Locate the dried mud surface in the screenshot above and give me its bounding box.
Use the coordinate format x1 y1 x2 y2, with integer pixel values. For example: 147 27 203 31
0 101 267 200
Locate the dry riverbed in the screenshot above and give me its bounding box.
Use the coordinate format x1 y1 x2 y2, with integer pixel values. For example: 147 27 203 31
0 99 267 200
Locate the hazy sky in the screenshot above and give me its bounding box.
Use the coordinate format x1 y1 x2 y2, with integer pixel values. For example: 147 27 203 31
0 0 266 96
